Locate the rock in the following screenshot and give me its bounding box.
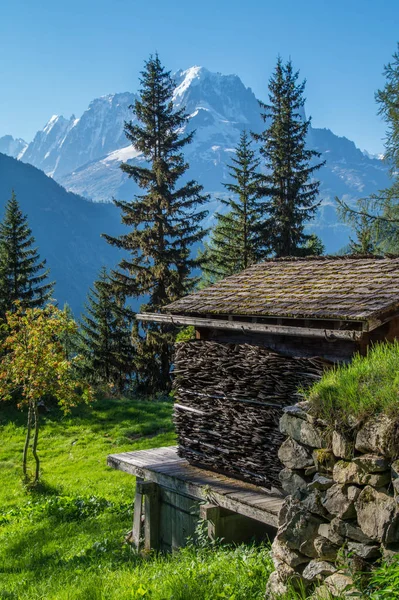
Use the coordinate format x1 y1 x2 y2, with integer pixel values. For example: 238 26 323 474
324 572 355 597
271 538 309 568
330 517 374 544
303 490 329 518
333 460 390 487
279 468 308 496
391 459 399 479
347 486 361 502
381 543 399 562
311 585 332 599
277 499 324 553
318 523 345 546
309 474 334 491
355 415 397 457
346 554 371 573
278 438 314 470
265 571 289 599
305 465 317 476
280 413 326 448
332 431 353 460
313 449 336 473
322 484 356 519
393 478 399 497
283 404 309 420
352 454 390 473
302 560 336 582
355 485 399 543
313 536 340 561
347 541 380 559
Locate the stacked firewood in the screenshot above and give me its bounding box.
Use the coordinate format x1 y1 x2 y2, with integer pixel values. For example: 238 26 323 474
173 341 330 488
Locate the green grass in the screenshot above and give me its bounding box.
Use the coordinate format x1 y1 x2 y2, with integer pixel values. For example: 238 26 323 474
0 395 273 600
306 341 399 427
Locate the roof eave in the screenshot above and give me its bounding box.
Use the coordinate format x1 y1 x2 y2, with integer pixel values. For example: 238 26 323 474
136 312 364 342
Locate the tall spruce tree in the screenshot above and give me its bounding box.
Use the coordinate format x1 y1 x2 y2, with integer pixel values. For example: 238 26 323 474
79 268 134 392
202 131 264 281
0 191 53 316
253 58 325 257
103 54 208 393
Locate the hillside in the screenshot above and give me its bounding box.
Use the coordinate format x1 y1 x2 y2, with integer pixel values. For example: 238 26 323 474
0 152 124 316
0 395 272 599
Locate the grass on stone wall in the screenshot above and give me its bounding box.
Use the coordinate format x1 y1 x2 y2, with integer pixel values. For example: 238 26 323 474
306 341 399 427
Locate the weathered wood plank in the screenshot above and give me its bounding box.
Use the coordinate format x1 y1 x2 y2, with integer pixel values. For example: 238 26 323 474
107 447 283 528
132 477 144 550
136 312 363 341
144 482 161 551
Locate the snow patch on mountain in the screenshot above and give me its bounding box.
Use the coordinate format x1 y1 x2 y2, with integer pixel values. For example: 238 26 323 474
2 66 392 251
0 135 28 159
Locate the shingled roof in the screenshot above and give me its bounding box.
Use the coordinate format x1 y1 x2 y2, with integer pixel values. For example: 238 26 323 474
162 256 399 324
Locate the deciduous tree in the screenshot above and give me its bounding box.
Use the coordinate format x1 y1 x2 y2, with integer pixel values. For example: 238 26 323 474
0 304 92 484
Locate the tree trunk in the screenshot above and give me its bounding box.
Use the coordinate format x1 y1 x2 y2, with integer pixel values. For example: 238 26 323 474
32 401 40 484
23 402 33 481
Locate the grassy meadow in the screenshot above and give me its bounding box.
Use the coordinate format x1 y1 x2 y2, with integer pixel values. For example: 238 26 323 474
0 395 273 600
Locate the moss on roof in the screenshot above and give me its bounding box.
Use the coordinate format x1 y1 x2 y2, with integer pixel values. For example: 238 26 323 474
163 256 399 322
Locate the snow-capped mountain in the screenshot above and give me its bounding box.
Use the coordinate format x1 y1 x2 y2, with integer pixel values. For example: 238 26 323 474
6 66 391 252
0 135 27 159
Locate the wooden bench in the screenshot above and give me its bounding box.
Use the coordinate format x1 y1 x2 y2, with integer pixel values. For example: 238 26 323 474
107 446 284 551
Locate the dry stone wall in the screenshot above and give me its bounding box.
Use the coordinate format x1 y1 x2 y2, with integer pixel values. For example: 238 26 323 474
267 402 399 599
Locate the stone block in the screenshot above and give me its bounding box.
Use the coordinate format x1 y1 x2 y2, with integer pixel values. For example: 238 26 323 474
355 485 399 543
347 541 380 559
330 517 374 544
303 489 329 518
333 460 390 487
352 454 389 473
332 431 353 460
265 571 289 599
277 499 324 553
302 560 336 582
308 474 334 491
318 522 345 546
278 437 314 470
324 572 355 597
313 536 340 561
313 449 336 473
283 404 309 420
271 538 309 568
322 484 356 519
355 415 396 457
280 412 326 448
279 468 308 496
347 486 361 502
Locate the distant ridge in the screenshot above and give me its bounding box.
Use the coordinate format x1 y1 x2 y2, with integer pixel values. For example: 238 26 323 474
0 152 124 316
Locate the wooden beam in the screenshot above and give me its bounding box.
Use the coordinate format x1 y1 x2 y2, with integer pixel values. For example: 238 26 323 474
136 312 363 341
107 451 282 528
143 482 161 551
132 477 144 550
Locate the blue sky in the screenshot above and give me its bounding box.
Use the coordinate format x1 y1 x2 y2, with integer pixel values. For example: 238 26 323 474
0 0 398 153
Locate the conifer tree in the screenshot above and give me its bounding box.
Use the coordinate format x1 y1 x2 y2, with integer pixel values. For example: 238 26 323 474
0 191 53 317
79 268 134 393
202 131 264 281
103 54 208 392
253 58 325 257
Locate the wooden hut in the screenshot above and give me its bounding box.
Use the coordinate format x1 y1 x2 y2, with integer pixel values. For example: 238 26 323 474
137 256 399 489
109 256 399 551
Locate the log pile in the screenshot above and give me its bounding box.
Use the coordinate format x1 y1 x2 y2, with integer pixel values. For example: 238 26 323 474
173 341 330 488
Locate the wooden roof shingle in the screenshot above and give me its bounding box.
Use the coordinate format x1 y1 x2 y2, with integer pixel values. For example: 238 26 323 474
162 256 399 323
